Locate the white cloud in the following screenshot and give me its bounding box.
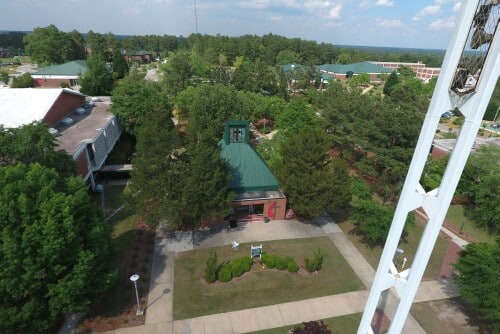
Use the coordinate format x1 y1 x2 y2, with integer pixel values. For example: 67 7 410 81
376 0 394 7
429 16 455 30
241 0 270 9
328 4 342 19
376 18 402 27
304 0 331 9
413 5 441 20
453 2 461 12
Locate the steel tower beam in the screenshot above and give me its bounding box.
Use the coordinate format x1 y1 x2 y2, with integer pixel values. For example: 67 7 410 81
357 0 500 333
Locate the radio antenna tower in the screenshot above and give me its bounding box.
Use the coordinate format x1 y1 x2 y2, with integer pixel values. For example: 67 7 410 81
358 0 499 333
194 0 198 34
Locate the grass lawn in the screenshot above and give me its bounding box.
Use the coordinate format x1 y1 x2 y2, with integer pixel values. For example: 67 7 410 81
248 313 362 334
174 237 364 320
411 298 491 334
337 219 448 281
446 205 496 244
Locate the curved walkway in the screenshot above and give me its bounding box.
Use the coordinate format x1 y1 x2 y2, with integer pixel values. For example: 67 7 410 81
104 218 459 334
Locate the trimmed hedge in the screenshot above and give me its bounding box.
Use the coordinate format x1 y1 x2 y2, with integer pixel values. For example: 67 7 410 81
275 256 287 270
231 261 244 277
218 264 232 282
286 259 299 273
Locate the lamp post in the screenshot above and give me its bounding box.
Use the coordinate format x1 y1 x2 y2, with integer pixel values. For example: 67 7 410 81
130 274 143 315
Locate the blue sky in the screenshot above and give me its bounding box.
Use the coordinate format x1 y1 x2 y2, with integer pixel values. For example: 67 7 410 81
2 0 464 49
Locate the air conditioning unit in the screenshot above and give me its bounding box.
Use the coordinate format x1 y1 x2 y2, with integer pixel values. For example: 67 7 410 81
61 117 74 125
48 128 59 136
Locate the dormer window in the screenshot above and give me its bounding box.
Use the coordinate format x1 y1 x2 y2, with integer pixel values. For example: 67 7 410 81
224 120 250 145
230 126 245 143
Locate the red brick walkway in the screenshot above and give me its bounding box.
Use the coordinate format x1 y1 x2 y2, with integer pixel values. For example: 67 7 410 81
438 240 462 279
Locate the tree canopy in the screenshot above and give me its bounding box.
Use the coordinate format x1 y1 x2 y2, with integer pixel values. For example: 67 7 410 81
79 54 113 96
111 75 169 135
0 163 117 333
23 25 85 65
129 108 234 228
276 127 351 219
454 239 500 332
0 122 74 177
461 145 500 234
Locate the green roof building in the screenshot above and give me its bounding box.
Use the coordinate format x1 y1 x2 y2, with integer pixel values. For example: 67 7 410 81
31 60 88 88
219 120 286 221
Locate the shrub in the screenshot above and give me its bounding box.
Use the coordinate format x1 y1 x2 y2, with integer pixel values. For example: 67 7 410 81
240 256 253 272
204 250 218 283
262 253 276 268
218 264 232 282
287 258 299 273
304 248 324 273
291 320 331 333
231 261 244 277
313 248 324 270
275 256 287 270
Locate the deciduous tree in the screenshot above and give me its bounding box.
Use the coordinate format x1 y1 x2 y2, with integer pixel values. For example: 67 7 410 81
111 75 168 135
454 239 500 332
0 122 74 177
79 54 113 96
0 163 117 333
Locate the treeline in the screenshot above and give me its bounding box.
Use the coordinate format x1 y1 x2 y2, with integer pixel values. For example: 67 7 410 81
9 25 444 67
0 31 26 50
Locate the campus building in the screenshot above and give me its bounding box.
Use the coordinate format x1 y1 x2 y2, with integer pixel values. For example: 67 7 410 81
220 121 287 222
31 60 88 88
0 88 121 190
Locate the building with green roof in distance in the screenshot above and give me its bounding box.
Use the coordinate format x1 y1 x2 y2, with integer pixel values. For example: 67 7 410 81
31 60 88 88
219 120 287 222
281 61 394 91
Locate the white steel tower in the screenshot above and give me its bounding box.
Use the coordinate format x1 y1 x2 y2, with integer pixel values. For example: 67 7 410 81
358 1 500 333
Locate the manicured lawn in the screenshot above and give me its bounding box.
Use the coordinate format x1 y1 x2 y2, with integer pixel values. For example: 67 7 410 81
411 298 491 334
337 218 448 281
248 313 362 334
446 205 496 244
174 237 364 320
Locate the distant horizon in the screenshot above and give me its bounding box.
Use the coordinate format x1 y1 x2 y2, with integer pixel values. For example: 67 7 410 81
0 29 447 54
1 1 461 50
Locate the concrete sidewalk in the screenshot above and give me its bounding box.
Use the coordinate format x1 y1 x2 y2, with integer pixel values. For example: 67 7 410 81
105 217 459 334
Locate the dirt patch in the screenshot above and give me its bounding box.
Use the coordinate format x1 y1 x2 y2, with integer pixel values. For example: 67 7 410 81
77 224 155 333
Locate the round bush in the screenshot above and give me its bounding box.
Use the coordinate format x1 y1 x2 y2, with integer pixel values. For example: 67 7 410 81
241 256 253 268
261 253 276 268
231 262 244 277
275 256 287 270
218 265 232 282
287 259 299 273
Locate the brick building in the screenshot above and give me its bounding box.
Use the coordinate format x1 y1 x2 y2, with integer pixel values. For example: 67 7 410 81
0 88 121 190
220 121 287 222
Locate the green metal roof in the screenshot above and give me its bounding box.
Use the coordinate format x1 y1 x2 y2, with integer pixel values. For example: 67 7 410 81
33 60 88 76
316 61 393 74
219 138 280 193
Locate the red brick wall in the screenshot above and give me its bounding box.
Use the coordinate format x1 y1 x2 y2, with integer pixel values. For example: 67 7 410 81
235 198 287 220
42 91 85 126
34 78 72 88
430 145 448 159
74 150 89 178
